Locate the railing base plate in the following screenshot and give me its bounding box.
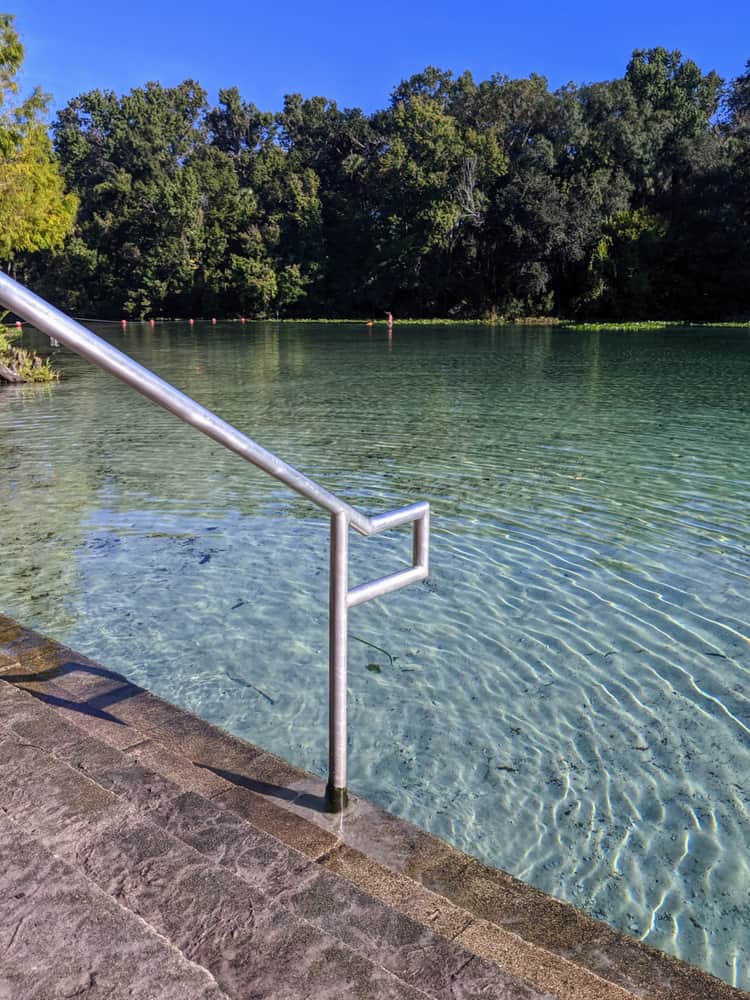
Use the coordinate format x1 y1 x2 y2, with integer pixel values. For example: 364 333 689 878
325 783 349 813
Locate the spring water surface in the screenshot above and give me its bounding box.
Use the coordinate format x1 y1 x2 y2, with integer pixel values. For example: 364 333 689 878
1 321 748 987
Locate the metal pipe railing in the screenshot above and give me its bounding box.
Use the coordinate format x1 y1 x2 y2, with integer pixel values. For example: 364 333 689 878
0 272 430 811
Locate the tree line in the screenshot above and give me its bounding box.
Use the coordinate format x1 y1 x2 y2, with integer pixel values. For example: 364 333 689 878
0 15 72 380
3 17 750 321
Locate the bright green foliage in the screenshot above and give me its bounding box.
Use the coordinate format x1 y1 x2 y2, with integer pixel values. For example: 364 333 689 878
584 209 668 316
0 15 76 264
51 81 208 317
0 319 58 382
0 16 74 382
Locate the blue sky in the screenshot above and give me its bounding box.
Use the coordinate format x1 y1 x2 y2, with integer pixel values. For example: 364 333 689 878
10 0 750 117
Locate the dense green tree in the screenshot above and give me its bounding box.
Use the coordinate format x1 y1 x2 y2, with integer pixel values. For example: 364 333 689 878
658 63 750 319
569 49 725 317
622 48 721 205
49 81 208 316
18 49 750 321
0 14 76 268
275 93 381 314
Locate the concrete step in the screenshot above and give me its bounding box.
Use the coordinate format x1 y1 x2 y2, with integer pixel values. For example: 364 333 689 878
0 810 229 1000
0 682 548 1000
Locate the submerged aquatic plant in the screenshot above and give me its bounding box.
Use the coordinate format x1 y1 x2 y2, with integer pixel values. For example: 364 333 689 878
561 319 750 332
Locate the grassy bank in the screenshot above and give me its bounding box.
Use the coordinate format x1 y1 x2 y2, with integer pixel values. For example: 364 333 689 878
560 320 750 331
0 322 58 383
42 315 750 329
239 316 749 328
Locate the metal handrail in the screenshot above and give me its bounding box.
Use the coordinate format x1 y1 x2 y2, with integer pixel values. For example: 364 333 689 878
0 272 429 811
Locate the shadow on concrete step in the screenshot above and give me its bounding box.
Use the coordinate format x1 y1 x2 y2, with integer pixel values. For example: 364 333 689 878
4 660 141 726
196 761 329 814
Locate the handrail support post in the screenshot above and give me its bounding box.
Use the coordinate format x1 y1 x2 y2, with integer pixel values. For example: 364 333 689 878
326 511 349 812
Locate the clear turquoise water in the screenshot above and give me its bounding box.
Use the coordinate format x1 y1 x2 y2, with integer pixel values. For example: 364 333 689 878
2 321 748 987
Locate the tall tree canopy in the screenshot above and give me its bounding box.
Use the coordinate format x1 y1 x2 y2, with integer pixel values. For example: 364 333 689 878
19 46 750 321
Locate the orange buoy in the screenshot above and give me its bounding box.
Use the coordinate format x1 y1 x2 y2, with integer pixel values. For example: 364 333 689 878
149 318 155 327
240 317 246 323
211 317 217 325
189 318 195 326
121 319 127 328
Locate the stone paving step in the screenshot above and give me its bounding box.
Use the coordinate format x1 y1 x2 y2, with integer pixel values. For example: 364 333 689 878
0 682 549 1000
0 810 229 1000
2 616 747 1000
0 628 620 1000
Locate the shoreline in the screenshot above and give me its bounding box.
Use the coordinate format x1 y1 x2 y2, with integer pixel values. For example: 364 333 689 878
22 316 750 329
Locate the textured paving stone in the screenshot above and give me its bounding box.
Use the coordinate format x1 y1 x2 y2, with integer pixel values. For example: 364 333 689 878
0 729 117 827
214 902 431 1000
10 637 113 682
0 649 17 672
279 866 541 997
334 798 456 877
111 688 267 768
74 810 432 1000
217 747 312 793
0 679 38 721
76 813 259 969
1 670 145 748
456 920 636 1000
125 737 232 797
418 852 602 953
0 728 132 865
150 790 317 896
60 737 186 813
0 715 435 999
217 784 338 859
0 622 39 654
322 842 472 940
568 928 749 1000
0 813 228 1000
19 655 145 708
0 686 91 754
439 956 555 1000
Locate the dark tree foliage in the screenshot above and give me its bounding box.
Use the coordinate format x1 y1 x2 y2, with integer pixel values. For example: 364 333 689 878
27 49 750 320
